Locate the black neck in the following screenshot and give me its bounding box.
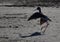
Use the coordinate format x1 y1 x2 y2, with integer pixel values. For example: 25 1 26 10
39 9 41 13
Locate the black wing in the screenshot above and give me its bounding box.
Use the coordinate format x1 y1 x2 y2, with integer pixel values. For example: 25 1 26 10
28 12 41 21
42 15 52 21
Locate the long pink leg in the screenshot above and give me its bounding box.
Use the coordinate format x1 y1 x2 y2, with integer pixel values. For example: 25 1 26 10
41 22 49 34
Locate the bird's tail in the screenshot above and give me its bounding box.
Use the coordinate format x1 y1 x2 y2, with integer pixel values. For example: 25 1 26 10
48 18 52 22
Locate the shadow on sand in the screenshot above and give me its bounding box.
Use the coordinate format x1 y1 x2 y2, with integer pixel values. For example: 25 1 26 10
20 32 42 38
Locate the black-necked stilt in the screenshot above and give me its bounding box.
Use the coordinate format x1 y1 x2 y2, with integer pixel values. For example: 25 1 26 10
28 7 52 34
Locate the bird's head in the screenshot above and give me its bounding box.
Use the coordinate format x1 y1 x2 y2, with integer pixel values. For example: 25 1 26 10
37 7 41 10
34 7 41 12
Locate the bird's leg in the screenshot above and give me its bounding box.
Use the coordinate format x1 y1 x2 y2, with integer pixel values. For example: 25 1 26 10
41 25 46 34
43 22 49 34
41 22 49 34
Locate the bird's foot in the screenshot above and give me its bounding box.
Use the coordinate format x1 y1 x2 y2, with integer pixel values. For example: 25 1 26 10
41 31 45 35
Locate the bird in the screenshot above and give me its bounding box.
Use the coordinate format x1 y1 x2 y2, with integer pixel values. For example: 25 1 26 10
27 7 52 34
